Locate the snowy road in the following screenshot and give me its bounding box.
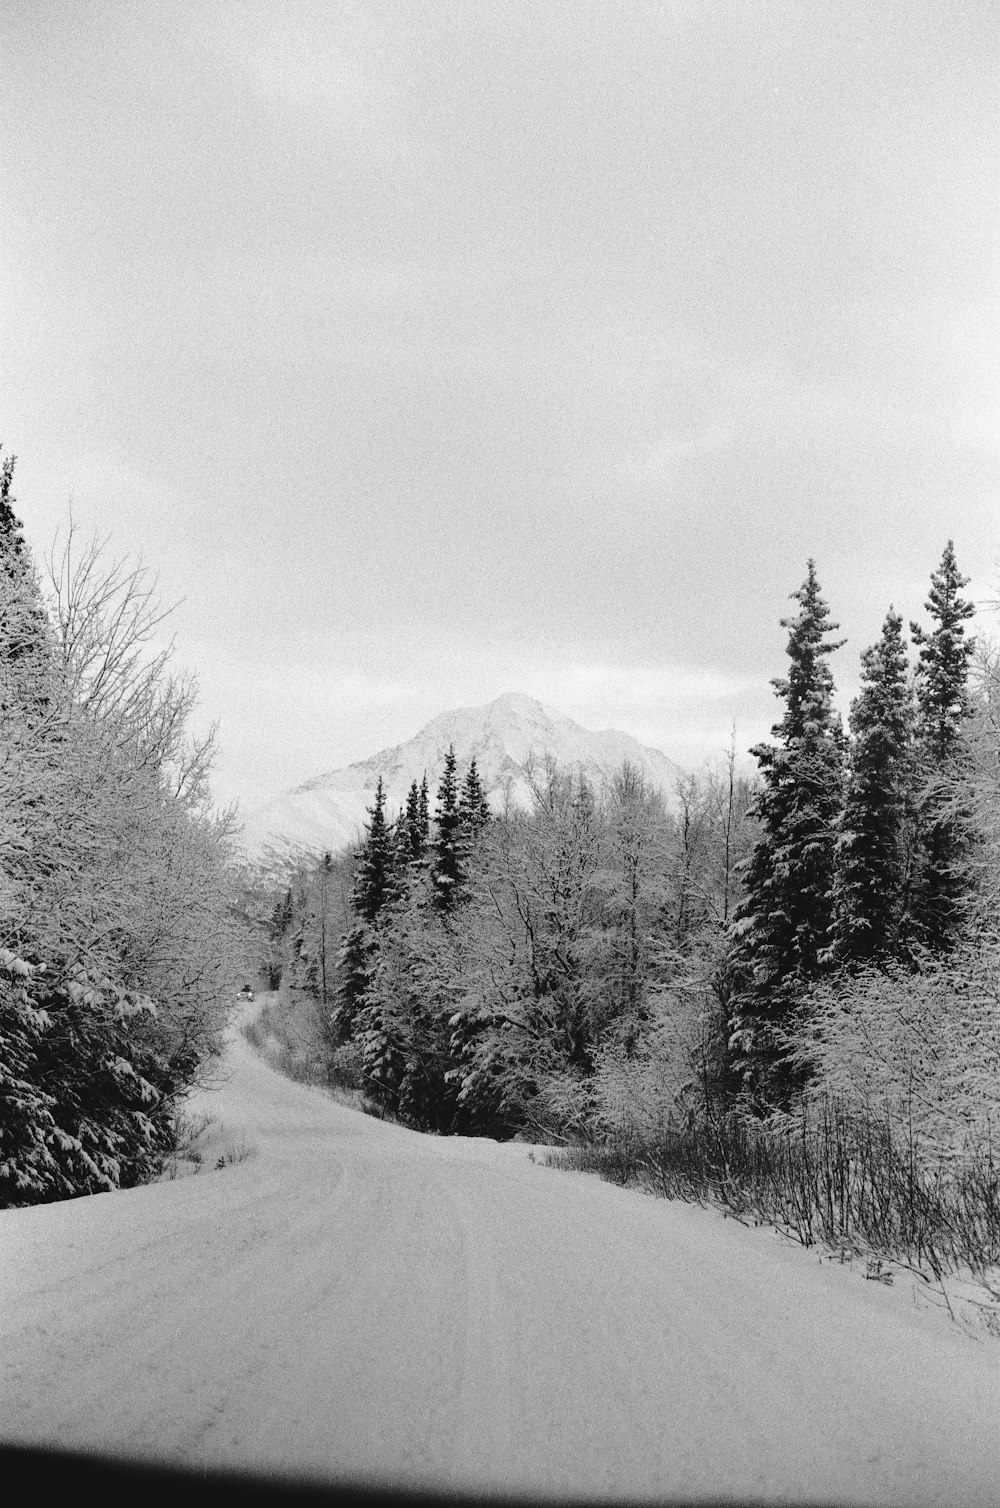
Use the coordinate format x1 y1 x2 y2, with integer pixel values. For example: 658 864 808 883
3 1003 1000 1503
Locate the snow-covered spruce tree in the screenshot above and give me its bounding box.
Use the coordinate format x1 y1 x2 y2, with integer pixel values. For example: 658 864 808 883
382 777 433 910
790 641 1000 1176
352 776 395 923
458 756 491 839
430 745 464 912
361 873 474 1130
729 561 845 1103
909 542 976 953
0 450 18 542
359 758 494 1130
339 776 454 1115
397 777 430 864
831 609 916 964
418 773 430 846
0 450 54 717
332 777 395 1045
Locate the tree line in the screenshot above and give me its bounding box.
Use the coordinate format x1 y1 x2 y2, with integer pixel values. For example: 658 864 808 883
731 544 978 1106
0 452 247 1206
267 540 996 1170
269 742 756 1139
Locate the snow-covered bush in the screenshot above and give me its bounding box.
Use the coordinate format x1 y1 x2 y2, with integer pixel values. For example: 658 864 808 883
587 989 711 1141
789 949 1000 1165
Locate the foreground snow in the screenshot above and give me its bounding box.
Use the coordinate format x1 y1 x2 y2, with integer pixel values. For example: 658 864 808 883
2 1002 999 1503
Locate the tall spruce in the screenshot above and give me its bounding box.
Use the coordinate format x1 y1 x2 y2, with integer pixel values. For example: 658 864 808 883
831 609 915 964
909 541 976 951
398 778 425 862
351 776 395 923
0 449 25 559
418 774 430 845
729 561 845 1100
911 542 975 764
397 778 430 864
459 756 491 838
0 449 53 716
334 777 395 1041
430 746 463 912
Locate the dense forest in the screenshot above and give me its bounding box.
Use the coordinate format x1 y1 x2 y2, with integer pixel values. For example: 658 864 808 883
259 541 1000 1276
262 744 753 1139
0 452 248 1206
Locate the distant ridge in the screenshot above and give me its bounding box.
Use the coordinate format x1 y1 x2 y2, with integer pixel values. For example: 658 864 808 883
241 692 682 857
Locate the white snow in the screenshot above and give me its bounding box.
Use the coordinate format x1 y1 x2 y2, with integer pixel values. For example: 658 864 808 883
2 998 999 1502
240 692 684 857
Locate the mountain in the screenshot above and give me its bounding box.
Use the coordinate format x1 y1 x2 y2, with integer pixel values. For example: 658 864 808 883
240 692 683 857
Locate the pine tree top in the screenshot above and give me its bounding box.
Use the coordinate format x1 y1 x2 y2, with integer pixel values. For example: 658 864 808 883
0 450 26 566
351 776 395 922
910 541 975 761
849 608 911 743
769 560 845 745
459 756 491 835
431 746 466 912
364 776 388 836
435 746 459 816
915 541 973 632
391 778 430 870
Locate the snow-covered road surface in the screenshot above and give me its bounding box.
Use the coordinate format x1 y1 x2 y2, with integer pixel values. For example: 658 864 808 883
3 1002 999 1503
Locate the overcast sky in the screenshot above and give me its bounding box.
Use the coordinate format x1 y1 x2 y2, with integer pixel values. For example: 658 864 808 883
2 1 997 814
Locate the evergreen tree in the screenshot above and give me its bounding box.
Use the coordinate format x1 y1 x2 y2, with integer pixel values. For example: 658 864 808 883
832 609 915 964
911 542 975 764
418 774 430 845
0 448 54 715
729 561 846 1101
430 747 463 912
333 778 395 1042
397 778 430 864
357 892 467 1131
0 448 26 560
333 922 375 1046
459 756 491 839
356 760 490 1128
350 777 395 923
403 779 423 858
909 542 976 951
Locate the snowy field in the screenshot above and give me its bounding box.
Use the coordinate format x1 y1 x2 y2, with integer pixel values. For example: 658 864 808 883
2 998 999 1504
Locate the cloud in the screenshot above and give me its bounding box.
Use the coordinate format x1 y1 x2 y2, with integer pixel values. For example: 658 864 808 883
631 424 737 480
190 1 414 150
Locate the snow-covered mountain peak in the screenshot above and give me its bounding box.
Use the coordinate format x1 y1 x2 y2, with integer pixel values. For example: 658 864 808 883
242 694 682 857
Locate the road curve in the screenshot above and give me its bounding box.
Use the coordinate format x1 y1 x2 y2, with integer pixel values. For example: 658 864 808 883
2 1001 999 1503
